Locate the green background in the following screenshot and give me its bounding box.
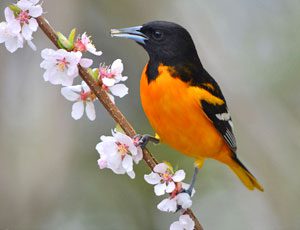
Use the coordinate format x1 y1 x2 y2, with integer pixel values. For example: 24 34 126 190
0 0 300 229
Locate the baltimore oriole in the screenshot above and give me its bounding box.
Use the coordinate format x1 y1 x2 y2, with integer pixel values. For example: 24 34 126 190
111 21 263 192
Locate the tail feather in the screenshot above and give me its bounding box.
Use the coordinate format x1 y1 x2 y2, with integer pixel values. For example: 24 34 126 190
229 157 264 192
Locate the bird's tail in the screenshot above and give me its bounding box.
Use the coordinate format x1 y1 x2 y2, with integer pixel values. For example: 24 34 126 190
229 157 264 192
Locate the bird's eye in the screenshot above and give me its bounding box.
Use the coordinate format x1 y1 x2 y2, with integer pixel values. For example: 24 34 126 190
153 30 163 40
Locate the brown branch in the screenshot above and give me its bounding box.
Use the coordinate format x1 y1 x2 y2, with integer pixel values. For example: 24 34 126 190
37 16 203 230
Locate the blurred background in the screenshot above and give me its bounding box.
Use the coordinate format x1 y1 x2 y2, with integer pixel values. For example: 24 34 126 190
1 0 300 229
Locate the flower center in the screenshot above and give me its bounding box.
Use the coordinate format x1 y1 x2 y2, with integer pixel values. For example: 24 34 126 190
80 92 89 101
116 142 129 158
56 58 69 71
99 67 114 79
74 39 87 52
162 172 172 182
17 10 30 24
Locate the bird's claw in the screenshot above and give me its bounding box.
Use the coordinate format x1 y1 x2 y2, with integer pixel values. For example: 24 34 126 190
133 134 160 148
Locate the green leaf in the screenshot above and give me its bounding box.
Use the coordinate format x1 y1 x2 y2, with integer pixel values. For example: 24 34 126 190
56 32 74 50
68 28 77 45
87 68 99 81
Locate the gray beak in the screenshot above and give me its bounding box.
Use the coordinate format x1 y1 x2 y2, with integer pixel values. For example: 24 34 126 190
110 26 148 45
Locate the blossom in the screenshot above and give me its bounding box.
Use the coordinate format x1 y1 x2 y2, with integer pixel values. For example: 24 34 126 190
0 0 43 52
100 59 127 86
157 192 193 213
0 21 23 53
99 59 128 103
170 215 195 230
40 48 92 86
74 32 102 56
157 183 195 213
15 0 43 42
61 81 97 121
96 130 143 179
144 163 185 196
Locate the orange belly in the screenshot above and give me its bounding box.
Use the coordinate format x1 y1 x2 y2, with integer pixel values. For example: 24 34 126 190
140 65 230 160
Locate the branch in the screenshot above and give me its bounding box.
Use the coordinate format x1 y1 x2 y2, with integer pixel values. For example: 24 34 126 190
37 16 203 230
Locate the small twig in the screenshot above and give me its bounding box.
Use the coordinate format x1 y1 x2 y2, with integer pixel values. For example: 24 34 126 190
36 16 203 230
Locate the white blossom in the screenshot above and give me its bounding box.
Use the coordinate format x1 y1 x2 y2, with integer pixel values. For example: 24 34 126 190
100 59 128 86
0 0 43 52
99 59 128 103
144 163 185 196
157 182 195 213
61 81 97 121
15 0 43 43
0 20 23 53
74 32 102 56
157 192 193 213
96 130 143 179
40 48 91 86
170 215 195 230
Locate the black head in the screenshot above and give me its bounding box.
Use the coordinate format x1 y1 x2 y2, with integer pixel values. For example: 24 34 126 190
111 21 201 67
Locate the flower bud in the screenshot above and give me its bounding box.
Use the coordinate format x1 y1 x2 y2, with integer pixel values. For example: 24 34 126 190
57 32 74 50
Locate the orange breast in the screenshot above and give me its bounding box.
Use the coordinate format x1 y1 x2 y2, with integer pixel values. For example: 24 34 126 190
140 64 228 160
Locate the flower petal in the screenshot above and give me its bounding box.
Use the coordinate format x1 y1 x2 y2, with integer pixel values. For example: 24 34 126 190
86 43 102 56
4 7 16 23
29 5 43 17
97 158 107 169
153 163 168 174
102 77 116 87
157 198 177 213
71 101 84 120
61 87 80 101
109 84 128 98
111 59 123 75
81 81 91 93
5 35 23 53
172 170 185 182
166 181 176 193
179 215 195 230
80 58 93 68
28 18 38 31
144 172 161 185
22 24 33 40
176 193 192 209
27 39 36 51
17 0 33 10
127 170 135 179
122 154 133 172
133 147 143 164
30 0 40 5
170 221 183 230
107 152 122 169
154 182 167 196
85 101 96 121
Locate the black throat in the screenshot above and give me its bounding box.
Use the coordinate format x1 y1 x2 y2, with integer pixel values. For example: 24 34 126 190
145 54 206 85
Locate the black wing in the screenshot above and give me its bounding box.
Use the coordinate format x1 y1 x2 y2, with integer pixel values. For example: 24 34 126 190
201 100 237 152
199 71 237 152
170 64 237 152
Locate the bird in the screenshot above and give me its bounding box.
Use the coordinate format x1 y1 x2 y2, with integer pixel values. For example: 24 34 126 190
111 21 263 192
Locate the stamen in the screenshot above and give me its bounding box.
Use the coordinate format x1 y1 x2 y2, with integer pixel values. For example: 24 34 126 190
17 10 30 24
56 57 69 71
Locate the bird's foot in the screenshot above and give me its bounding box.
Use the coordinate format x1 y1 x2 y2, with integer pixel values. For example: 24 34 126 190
133 134 160 148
